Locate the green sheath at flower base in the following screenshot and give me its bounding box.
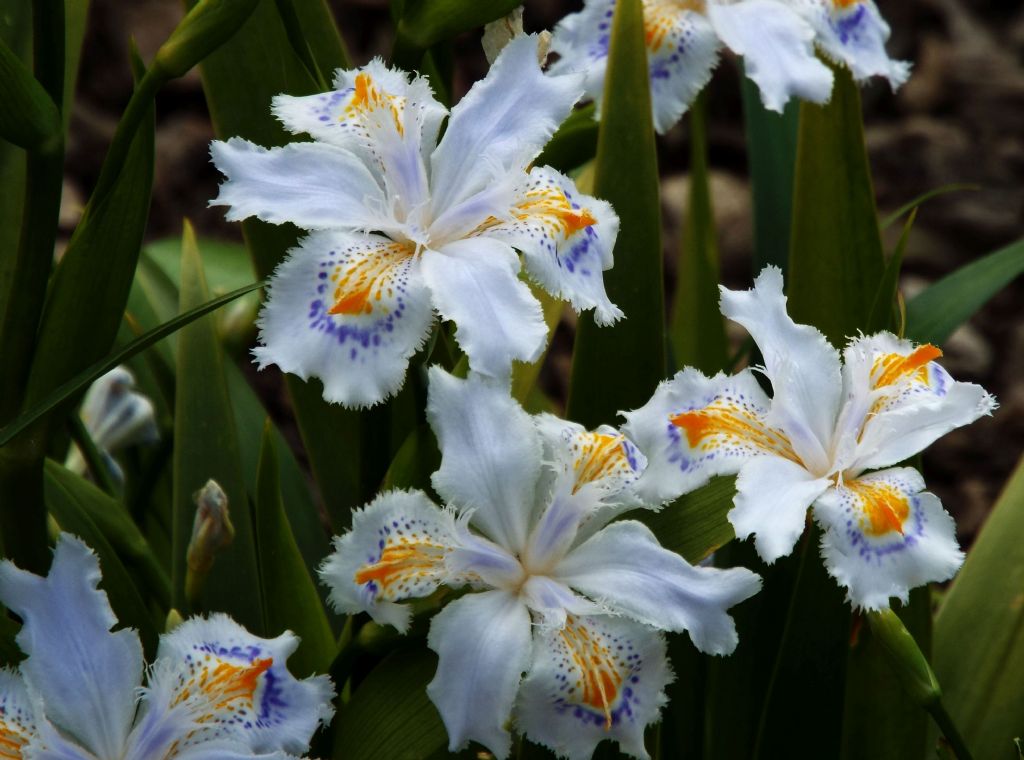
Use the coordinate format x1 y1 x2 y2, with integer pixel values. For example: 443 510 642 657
0 36 61 152
153 0 261 80
867 609 941 707
868 609 976 759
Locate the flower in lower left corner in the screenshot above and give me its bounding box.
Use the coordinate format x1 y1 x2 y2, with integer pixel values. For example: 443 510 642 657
0 533 334 759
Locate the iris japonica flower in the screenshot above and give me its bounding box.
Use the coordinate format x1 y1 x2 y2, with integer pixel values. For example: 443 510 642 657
0 533 334 759
65 366 158 483
320 368 760 760
784 0 910 90
210 35 620 408
623 267 995 610
549 0 835 133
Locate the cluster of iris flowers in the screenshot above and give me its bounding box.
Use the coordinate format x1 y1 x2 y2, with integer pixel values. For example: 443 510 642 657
0 2 1000 759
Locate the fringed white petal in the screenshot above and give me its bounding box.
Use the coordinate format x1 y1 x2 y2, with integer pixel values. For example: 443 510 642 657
551 0 724 133
209 138 388 231
708 0 833 112
529 415 646 552
272 59 446 212
730 455 831 563
840 332 997 473
621 367 788 505
430 34 584 213
426 591 533 760
0 669 37 758
0 534 143 759
719 266 843 474
319 489 458 632
421 239 548 380
791 0 910 90
476 166 622 325
146 614 334 756
547 0 615 106
516 614 670 760
426 368 543 554
252 231 434 409
813 468 964 610
644 2 722 132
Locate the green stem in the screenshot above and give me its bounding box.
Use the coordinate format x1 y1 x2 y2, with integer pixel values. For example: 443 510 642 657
0 143 64 422
927 700 974 760
0 0 66 422
0 0 66 571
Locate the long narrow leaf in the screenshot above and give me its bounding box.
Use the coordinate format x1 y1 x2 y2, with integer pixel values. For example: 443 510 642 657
787 65 885 345
0 281 263 446
880 183 978 231
905 237 1024 346
172 223 262 630
195 0 366 529
254 422 336 677
332 649 446 760
566 0 664 427
741 76 798 275
22 61 154 416
934 454 1024 759
669 92 727 375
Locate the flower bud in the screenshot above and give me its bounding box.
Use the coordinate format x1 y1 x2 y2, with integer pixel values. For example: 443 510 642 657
66 366 158 482
867 608 942 707
185 479 235 606
165 608 185 632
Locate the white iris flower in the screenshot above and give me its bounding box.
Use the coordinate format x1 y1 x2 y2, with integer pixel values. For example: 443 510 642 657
784 0 910 90
320 368 760 760
549 0 834 133
623 267 995 610
210 35 621 408
0 534 334 759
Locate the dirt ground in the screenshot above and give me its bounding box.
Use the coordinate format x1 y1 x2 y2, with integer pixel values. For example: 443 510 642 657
66 0 1024 543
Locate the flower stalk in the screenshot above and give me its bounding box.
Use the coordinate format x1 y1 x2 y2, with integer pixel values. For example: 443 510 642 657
867 609 974 760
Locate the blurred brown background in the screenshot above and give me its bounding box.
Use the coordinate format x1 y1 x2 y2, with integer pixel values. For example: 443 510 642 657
65 0 1024 544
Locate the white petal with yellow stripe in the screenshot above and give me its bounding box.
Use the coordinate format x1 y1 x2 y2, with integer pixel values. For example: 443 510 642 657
813 468 964 610
474 166 622 326
319 489 462 633
143 615 333 758
516 614 670 760
840 333 996 473
253 231 434 408
622 366 789 504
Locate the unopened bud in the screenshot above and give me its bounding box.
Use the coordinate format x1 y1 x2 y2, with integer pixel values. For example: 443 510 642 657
66 366 158 482
185 479 235 606
165 608 185 632
867 608 942 707
154 0 260 80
